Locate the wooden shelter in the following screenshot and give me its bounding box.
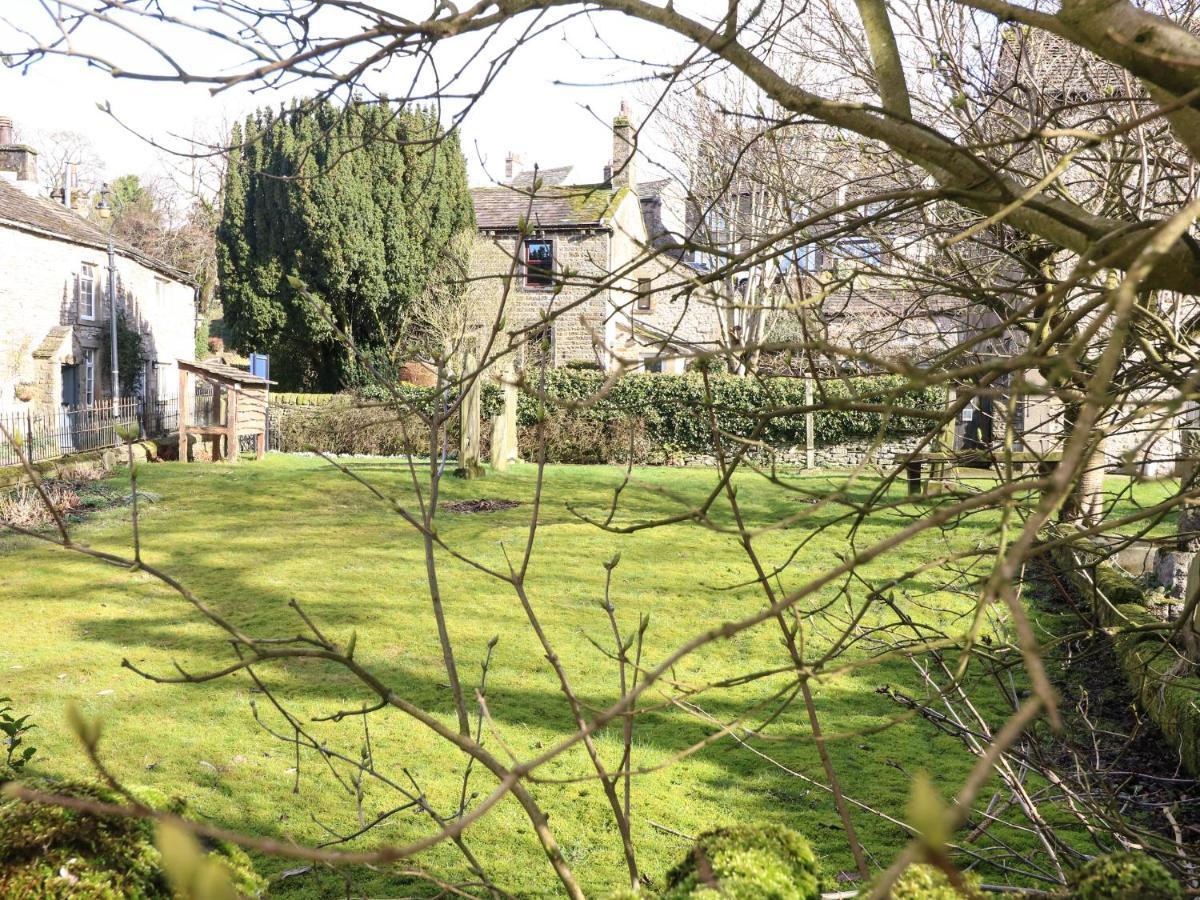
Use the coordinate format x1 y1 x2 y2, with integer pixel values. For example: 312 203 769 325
177 359 273 463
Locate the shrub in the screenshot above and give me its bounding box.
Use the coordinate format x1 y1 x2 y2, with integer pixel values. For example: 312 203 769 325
355 370 942 457
0 697 37 775
0 482 82 530
875 863 982 899
0 778 264 898
270 405 429 456
1068 852 1182 900
517 414 648 464
661 824 821 899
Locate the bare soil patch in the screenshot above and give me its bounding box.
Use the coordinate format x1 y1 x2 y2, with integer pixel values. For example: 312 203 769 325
440 498 521 513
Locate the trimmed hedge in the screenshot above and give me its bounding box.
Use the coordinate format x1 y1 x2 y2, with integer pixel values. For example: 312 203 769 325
294 371 943 456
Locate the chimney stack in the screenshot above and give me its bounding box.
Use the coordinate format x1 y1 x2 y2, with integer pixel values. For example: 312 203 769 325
0 115 41 197
505 151 524 182
609 101 636 191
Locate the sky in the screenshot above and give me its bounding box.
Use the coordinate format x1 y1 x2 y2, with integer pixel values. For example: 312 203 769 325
0 3 692 193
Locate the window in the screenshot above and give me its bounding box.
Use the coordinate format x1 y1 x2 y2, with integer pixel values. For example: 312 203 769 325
642 355 664 374
82 348 96 406
155 277 167 303
837 237 884 266
778 245 823 274
79 265 96 320
524 239 554 288
636 278 652 311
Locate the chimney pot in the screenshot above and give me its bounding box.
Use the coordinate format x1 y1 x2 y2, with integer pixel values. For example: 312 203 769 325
0 115 39 193
505 151 524 182
610 102 637 191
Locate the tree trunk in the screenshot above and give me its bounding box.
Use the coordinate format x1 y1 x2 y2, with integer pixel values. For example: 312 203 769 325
1060 443 1106 526
455 353 485 479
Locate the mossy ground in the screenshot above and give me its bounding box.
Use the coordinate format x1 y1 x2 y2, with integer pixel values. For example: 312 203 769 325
0 457 1177 896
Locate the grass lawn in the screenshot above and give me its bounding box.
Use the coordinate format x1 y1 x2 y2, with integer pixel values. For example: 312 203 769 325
0 456 1175 896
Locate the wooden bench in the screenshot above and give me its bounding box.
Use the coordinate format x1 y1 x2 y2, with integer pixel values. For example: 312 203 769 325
898 450 1062 495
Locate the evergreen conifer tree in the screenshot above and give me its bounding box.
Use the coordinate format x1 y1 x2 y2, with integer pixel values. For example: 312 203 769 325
217 100 474 390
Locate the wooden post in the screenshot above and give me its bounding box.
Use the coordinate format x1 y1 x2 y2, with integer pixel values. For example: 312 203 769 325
178 367 190 463
804 373 815 470
490 370 520 472
226 385 239 464
256 431 266 461
906 460 923 495
211 382 223 461
930 386 957 487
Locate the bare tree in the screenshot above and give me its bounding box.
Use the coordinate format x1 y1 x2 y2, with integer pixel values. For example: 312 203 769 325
6 1 1200 896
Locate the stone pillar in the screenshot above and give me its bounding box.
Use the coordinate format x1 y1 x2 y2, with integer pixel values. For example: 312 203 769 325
455 354 485 479
490 372 521 472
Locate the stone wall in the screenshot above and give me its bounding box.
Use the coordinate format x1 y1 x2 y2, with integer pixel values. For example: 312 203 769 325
469 189 721 373
0 223 195 414
666 435 926 469
472 229 612 367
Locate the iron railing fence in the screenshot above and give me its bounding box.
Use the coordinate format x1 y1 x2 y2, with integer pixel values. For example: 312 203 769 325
0 383 218 469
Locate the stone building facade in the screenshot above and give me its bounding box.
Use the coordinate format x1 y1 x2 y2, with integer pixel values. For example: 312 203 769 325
0 120 196 416
470 105 721 374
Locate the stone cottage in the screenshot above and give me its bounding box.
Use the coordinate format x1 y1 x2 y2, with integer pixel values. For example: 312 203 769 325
469 105 721 373
0 117 196 415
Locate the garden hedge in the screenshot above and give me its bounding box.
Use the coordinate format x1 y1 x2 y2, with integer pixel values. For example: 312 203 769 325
279 371 944 458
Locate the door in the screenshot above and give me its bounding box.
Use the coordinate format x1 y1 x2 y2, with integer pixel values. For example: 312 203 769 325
961 395 994 453
61 365 78 407
60 364 79 452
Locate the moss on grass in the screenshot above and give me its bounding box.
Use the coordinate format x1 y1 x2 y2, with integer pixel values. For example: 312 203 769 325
661 825 821 899
1068 851 1182 900
0 457 1039 897
1046 539 1200 776
0 777 263 898
875 863 982 899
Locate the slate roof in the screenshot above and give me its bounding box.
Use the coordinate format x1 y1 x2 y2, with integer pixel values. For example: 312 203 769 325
472 182 618 231
0 178 192 284
997 28 1129 97
32 325 72 359
637 178 674 201
509 166 575 188
180 358 274 386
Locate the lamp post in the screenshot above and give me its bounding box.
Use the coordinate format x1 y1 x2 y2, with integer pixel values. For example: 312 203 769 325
95 184 119 417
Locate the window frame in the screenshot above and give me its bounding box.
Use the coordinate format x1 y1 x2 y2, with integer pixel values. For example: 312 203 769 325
641 355 664 374
635 278 653 312
82 348 96 406
783 244 824 274
837 236 885 266
79 264 97 321
523 239 555 289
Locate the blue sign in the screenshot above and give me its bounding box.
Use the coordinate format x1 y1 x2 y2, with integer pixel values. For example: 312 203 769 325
249 352 270 381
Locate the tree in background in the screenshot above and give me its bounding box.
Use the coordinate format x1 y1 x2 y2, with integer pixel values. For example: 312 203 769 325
217 100 475 391
105 171 221 356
